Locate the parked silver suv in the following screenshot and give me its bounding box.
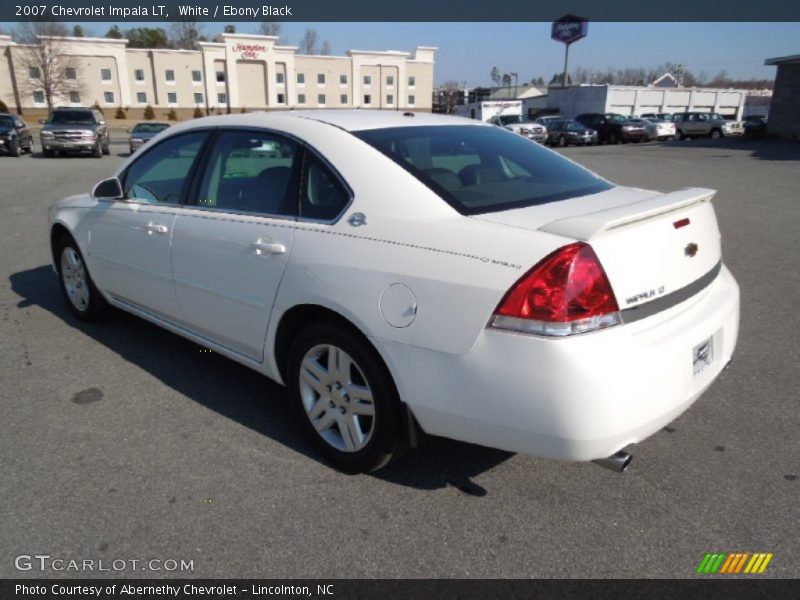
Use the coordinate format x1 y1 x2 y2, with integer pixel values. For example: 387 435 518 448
40 107 110 157
673 112 744 140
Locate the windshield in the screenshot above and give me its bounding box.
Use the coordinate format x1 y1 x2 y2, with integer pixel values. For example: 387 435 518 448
563 120 586 131
0 116 15 128
48 111 95 125
355 125 613 216
606 114 628 123
498 115 523 125
132 123 170 134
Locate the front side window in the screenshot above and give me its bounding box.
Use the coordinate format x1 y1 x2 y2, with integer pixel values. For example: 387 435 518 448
196 130 297 216
123 131 208 205
355 125 613 215
301 155 350 221
101 68 112 81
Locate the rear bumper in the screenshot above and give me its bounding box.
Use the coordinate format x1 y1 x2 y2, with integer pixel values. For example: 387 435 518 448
374 265 739 462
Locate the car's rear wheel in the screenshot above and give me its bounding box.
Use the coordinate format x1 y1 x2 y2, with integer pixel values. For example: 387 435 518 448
557 135 567 148
287 322 404 473
56 236 108 321
710 129 722 139
608 131 619 144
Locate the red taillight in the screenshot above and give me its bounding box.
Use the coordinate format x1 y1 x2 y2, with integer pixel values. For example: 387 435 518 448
492 242 621 336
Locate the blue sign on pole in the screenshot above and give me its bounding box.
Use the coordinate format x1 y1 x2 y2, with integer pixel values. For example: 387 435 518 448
551 15 589 45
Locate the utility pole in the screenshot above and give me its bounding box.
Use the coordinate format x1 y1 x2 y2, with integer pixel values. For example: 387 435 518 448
675 64 685 87
510 72 518 98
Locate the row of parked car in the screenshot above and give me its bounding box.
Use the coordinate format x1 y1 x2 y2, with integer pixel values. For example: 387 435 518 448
488 111 768 148
0 106 172 158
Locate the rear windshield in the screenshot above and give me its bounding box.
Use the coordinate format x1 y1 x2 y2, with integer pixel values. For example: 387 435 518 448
355 125 612 215
132 123 170 133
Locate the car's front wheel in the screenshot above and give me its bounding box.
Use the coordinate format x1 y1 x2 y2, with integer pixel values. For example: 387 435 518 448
557 135 567 148
56 236 108 321
8 138 21 157
287 322 404 473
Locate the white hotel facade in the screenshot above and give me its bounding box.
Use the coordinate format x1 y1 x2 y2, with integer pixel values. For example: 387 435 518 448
0 33 436 117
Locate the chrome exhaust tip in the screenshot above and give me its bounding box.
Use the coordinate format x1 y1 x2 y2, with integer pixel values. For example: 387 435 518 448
593 450 633 473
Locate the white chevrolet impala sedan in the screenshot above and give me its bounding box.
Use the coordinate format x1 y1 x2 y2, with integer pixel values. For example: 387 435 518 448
49 111 739 473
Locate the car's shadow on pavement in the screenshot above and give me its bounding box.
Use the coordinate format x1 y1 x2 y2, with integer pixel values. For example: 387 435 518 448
9 265 513 493
651 137 800 161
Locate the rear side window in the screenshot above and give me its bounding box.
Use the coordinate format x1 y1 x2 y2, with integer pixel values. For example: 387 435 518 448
355 125 612 215
300 155 350 221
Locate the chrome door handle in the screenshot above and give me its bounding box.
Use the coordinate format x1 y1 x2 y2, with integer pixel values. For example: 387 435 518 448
145 221 169 235
251 239 286 255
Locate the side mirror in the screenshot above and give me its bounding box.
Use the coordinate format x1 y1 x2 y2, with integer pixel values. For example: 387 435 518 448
92 177 124 200
38 119 46 125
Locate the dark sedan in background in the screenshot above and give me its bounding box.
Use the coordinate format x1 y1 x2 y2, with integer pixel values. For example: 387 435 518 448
575 113 648 144
0 113 33 156
545 119 598 147
127 122 171 154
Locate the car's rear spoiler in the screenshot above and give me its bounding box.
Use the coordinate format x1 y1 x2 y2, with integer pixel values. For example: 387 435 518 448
539 187 717 241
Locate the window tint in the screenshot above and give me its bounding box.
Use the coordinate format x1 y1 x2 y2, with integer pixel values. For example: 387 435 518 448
356 125 612 215
123 132 208 205
301 155 350 221
197 131 297 216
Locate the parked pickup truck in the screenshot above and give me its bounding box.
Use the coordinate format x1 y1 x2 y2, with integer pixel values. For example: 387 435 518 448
40 107 110 157
673 112 744 140
488 114 547 143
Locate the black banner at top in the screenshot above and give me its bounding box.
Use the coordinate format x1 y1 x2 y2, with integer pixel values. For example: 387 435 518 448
1 0 800 22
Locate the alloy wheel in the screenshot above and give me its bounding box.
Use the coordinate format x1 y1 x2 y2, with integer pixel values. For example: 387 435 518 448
61 247 90 312
298 344 376 453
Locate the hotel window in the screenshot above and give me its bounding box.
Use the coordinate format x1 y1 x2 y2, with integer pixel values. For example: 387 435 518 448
317 94 326 105
216 70 226 83
408 76 416 87
137 92 147 104
135 69 145 82
167 92 177 104
69 91 80 103
340 94 348 104
29 67 40 79
165 69 175 82
277 93 285 104
33 91 45 104
101 68 112 81
408 95 415 106
276 72 285 84
217 93 227 104
192 70 202 83
386 75 394 87
340 74 347 85
104 91 115 104
65 67 76 81
363 94 371 105
363 75 371 86
386 94 394 106
297 94 306 104
317 74 325 85
297 73 305 85
194 92 203 104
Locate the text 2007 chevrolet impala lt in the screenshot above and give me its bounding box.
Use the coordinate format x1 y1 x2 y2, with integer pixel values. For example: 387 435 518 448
48 111 739 473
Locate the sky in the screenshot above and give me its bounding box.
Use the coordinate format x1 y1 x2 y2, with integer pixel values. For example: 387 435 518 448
3 22 798 86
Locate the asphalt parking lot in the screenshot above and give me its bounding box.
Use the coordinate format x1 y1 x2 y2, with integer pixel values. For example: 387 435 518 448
1 137 798 579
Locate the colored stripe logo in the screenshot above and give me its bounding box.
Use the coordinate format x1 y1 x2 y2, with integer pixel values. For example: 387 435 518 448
696 552 773 574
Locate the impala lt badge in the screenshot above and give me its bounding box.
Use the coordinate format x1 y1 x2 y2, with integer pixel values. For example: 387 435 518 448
685 242 699 257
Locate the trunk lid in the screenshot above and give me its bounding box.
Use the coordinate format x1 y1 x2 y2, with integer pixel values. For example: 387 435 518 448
473 186 722 311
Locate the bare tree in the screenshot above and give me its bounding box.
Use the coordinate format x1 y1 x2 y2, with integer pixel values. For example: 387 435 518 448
170 19 203 50
320 40 331 56
298 28 320 55
14 22 83 111
439 80 462 114
259 21 282 37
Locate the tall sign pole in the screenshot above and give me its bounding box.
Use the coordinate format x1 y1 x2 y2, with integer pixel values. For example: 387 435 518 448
551 15 588 87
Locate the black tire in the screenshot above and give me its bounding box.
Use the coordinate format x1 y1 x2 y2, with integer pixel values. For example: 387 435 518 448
674 132 683 141
92 140 102 158
287 321 404 473
710 129 722 140
557 135 567 148
102 140 111 155
55 234 109 322
8 139 20 157
608 131 619 145
24 139 33 154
